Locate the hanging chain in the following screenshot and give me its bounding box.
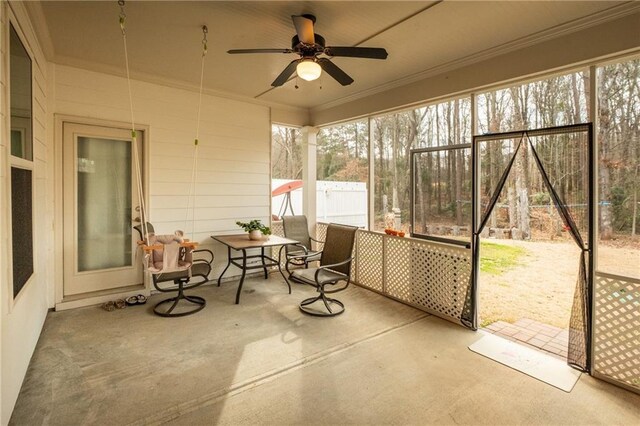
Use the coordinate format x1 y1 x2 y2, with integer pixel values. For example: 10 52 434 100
117 0 148 242
195 25 207 145
185 25 209 238
118 0 135 134
201 25 208 58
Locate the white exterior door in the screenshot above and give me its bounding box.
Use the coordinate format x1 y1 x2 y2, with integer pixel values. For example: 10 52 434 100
63 122 144 296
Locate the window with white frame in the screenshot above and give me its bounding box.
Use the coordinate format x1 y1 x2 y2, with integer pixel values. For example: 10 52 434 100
9 23 34 298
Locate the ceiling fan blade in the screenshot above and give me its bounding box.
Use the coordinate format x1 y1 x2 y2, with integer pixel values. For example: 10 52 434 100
317 58 354 86
228 48 293 54
324 46 388 60
291 15 315 45
271 60 300 87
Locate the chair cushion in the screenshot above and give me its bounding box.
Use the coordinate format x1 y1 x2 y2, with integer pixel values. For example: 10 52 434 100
291 267 346 285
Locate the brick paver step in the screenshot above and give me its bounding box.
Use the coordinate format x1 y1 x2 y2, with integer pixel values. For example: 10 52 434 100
482 317 568 358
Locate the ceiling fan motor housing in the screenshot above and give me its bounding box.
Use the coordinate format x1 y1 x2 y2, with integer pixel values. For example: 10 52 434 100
292 34 326 54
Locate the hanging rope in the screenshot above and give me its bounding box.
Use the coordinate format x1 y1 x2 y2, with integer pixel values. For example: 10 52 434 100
184 25 208 240
119 0 149 243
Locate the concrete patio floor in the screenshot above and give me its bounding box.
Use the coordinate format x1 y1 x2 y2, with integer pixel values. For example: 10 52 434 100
10 273 640 425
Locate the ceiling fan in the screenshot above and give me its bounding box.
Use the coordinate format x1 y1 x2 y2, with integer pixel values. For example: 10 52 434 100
227 14 388 87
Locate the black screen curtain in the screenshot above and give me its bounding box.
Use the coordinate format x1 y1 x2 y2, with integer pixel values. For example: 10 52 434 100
463 124 592 373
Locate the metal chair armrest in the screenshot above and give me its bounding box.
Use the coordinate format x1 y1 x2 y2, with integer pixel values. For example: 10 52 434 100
288 249 322 261
193 248 214 264
314 257 351 284
285 243 309 257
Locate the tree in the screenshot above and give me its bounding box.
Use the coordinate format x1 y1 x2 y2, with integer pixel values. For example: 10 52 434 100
272 125 302 180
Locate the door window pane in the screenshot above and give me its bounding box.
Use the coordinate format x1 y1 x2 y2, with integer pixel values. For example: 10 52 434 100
77 137 132 271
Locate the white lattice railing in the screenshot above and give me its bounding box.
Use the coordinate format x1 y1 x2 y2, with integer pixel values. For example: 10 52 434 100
271 221 286 268
315 223 638 392
272 220 284 238
318 222 472 326
593 272 640 393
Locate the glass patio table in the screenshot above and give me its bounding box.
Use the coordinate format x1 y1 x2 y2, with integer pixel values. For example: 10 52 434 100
211 234 299 304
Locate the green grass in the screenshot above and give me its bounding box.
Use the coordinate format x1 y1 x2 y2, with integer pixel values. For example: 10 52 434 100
480 241 528 275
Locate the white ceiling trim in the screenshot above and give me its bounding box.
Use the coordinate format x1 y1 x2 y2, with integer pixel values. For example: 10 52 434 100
23 0 55 61
311 1 640 114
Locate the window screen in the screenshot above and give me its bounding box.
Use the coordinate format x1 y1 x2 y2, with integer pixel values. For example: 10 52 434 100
11 167 33 297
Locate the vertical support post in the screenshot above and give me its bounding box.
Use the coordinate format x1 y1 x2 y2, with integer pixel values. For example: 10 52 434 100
589 65 598 373
589 66 598 272
470 92 479 329
410 150 415 236
368 117 375 231
301 126 319 234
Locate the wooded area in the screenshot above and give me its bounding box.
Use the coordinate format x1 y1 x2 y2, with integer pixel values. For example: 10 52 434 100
272 125 302 180
271 58 639 244
271 121 369 183
317 121 368 182
598 59 640 240
373 98 472 232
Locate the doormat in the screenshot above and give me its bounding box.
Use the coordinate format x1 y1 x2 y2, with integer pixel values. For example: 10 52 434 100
469 333 581 392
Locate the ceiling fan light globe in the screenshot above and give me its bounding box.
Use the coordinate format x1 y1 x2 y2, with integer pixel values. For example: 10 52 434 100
296 60 322 81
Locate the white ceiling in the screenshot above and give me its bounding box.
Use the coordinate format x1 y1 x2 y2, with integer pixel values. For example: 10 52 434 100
31 1 635 111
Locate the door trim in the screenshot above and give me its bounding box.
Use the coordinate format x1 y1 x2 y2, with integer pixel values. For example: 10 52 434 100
54 115 150 308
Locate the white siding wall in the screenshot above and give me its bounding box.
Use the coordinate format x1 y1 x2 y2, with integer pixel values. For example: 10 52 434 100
1 2 52 424
53 64 272 280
